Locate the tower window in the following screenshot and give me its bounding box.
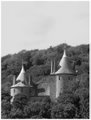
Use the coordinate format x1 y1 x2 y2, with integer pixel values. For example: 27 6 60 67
68 76 72 81
59 76 60 80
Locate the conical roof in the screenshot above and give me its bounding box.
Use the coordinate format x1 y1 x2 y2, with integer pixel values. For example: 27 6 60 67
11 81 29 88
59 49 67 66
55 49 76 75
16 64 26 82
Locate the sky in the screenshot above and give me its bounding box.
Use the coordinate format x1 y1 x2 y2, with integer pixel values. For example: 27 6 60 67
1 1 89 56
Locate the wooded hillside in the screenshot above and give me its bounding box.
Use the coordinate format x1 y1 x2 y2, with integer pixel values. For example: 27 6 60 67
1 43 89 118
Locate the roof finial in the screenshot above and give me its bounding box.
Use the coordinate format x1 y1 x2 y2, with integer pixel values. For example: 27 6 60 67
64 43 66 49
21 58 25 70
65 39 66 44
63 42 67 57
22 58 24 66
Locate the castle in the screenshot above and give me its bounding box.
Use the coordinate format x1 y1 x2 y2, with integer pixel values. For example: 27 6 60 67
10 48 77 102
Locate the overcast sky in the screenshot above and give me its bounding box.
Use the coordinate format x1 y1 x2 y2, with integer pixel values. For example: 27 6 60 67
2 1 89 56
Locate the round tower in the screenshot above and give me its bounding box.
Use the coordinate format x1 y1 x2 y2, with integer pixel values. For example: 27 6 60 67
10 64 32 103
50 48 77 99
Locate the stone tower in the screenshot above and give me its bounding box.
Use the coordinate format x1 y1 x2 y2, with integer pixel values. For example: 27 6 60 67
50 48 77 99
10 64 32 103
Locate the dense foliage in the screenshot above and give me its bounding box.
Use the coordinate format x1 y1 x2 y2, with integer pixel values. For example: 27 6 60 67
1 43 89 118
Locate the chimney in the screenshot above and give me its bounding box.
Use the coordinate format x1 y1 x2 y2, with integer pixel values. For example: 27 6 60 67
51 59 53 74
53 59 55 73
29 75 31 86
29 75 34 86
13 75 16 85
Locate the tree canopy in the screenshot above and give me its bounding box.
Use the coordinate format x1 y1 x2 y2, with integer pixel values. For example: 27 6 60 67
1 43 89 118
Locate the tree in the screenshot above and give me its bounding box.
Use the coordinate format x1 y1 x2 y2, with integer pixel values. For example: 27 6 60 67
1 100 11 118
51 102 77 119
1 44 89 119
39 97 51 118
10 108 24 118
51 103 64 118
74 88 89 118
63 103 76 118
57 92 80 118
24 97 52 118
24 101 42 118
9 94 28 118
57 92 76 104
12 94 28 110
1 91 11 118
1 90 11 101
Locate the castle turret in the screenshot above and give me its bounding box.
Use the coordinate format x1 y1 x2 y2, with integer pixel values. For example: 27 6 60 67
50 47 76 99
10 63 31 103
